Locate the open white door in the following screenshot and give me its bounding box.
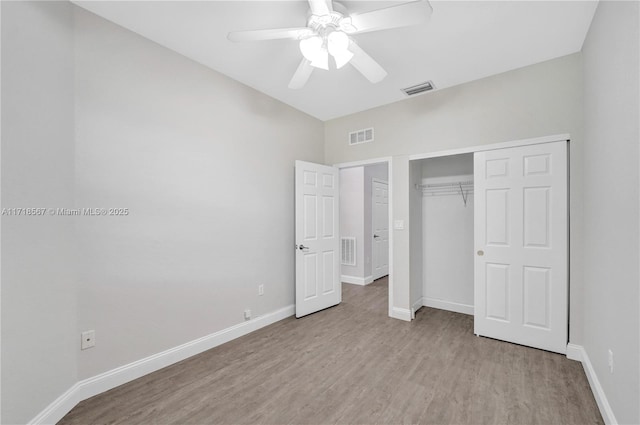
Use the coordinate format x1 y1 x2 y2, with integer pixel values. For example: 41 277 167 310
372 180 389 280
295 160 341 318
474 141 568 354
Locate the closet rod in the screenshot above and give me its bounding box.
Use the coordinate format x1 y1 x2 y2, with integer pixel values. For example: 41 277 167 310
414 180 473 190
416 180 473 207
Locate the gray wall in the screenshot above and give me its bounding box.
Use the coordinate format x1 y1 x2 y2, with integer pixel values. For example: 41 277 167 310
582 2 640 423
1 2 77 423
339 167 364 278
325 54 584 338
74 7 324 379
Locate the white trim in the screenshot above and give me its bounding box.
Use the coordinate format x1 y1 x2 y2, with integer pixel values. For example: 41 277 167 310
341 275 373 285
566 342 583 361
565 344 618 425
0 3 3 418
411 298 423 319
421 297 474 315
27 383 83 425
390 307 412 322
408 134 570 161
334 157 394 319
28 305 295 425
334 156 392 169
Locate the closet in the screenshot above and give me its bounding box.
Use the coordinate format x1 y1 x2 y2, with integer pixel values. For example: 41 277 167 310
415 154 475 315
410 139 569 354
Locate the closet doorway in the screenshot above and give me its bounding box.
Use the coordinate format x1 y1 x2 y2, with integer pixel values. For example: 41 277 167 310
417 154 475 315
410 137 569 354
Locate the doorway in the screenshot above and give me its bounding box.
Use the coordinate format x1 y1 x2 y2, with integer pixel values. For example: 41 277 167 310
412 153 475 316
337 159 392 314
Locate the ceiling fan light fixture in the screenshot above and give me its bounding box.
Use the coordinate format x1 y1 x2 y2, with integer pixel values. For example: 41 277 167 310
332 49 354 69
299 35 323 62
327 30 353 69
327 30 349 54
310 47 330 70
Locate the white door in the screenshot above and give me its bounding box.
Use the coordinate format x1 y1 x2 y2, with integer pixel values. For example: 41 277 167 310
474 141 568 354
372 180 389 280
295 160 341 318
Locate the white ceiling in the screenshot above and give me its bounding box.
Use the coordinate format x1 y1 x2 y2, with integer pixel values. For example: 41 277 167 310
72 1 598 121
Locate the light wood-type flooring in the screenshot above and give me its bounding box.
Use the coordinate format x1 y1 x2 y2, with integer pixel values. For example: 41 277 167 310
60 277 603 424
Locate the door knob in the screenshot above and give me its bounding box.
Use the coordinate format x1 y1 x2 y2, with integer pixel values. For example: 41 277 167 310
297 244 309 252
477 250 484 256
373 234 380 238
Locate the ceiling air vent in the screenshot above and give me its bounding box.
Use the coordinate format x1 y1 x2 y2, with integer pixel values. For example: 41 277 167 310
402 81 435 96
348 127 374 146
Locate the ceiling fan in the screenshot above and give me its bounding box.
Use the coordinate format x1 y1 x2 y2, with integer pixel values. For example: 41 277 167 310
227 0 433 89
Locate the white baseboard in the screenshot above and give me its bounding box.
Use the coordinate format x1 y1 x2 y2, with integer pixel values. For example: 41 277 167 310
341 275 373 285
28 304 295 425
565 343 618 425
27 383 84 425
390 307 412 322
422 297 474 315
411 298 423 319
566 343 583 361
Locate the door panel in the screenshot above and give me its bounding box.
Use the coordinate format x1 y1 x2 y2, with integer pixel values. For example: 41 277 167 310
295 160 341 318
486 189 510 246
485 263 509 321
474 141 567 354
372 180 389 280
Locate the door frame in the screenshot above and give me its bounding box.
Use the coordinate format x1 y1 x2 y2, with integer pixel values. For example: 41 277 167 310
408 134 570 161
371 177 389 281
334 157 394 318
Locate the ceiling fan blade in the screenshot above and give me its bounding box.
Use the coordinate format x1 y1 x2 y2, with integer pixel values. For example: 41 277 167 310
228 27 311 42
308 0 333 16
288 59 315 89
348 41 387 84
348 0 433 35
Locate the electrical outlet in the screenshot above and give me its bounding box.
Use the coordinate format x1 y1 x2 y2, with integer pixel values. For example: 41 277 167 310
244 309 252 320
608 349 614 374
81 330 95 350
258 284 264 296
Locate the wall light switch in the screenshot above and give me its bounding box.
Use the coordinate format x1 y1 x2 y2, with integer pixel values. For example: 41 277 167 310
394 220 405 230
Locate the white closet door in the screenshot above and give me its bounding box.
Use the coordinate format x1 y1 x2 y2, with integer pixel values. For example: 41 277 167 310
474 141 567 354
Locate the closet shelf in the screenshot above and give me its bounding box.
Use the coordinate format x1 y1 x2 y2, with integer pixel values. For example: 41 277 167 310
416 180 474 205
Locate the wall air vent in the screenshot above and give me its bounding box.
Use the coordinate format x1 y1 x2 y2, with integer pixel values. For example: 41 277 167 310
348 128 374 146
402 81 435 96
341 237 356 266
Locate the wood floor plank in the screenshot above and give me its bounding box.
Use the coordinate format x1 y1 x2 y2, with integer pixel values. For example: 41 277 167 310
59 278 603 425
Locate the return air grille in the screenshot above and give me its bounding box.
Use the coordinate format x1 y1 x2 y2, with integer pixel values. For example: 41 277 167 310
348 128 374 145
402 81 435 96
341 237 356 266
